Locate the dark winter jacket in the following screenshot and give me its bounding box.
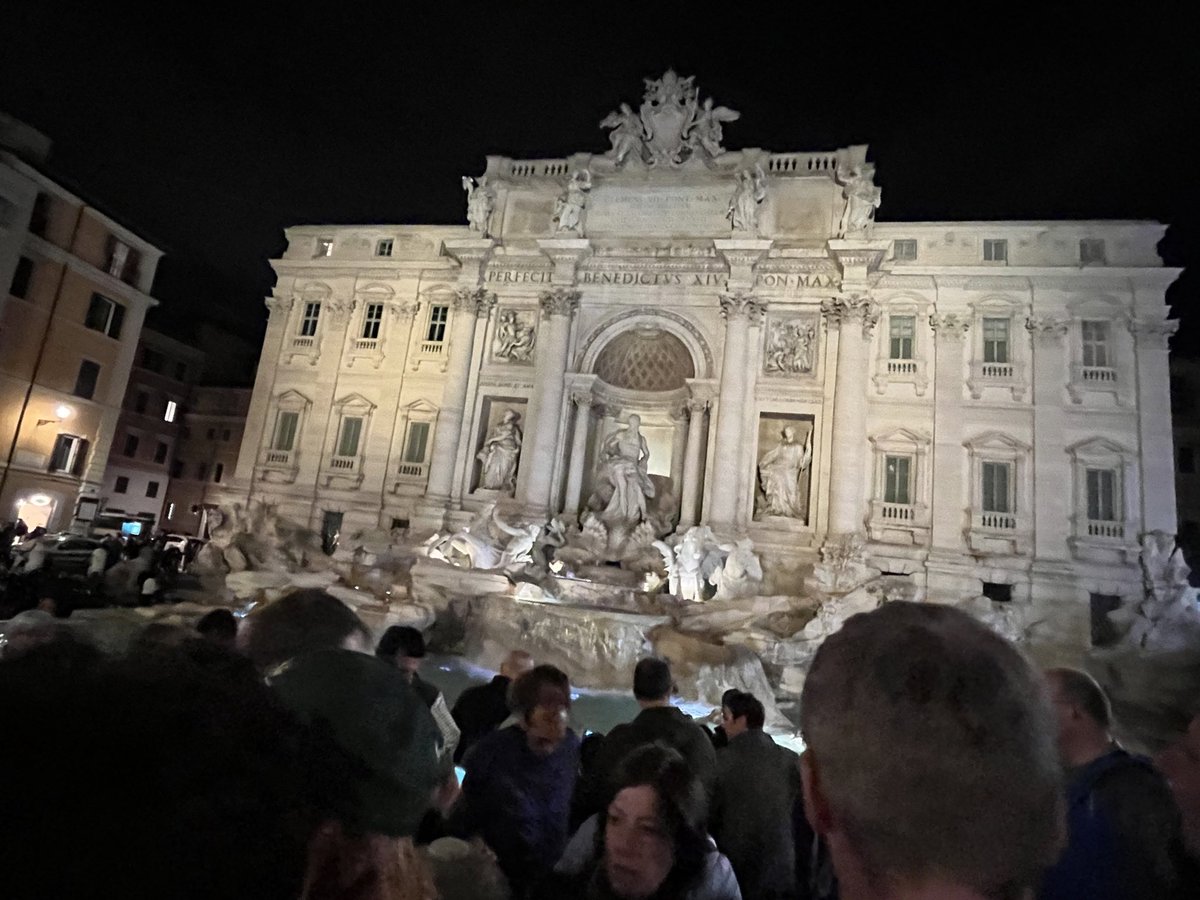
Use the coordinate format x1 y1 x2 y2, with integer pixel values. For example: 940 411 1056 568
711 729 801 899
1039 745 1184 900
451 674 512 763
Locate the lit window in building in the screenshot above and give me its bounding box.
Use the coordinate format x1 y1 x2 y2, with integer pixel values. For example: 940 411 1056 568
426 305 449 342
164 400 177 422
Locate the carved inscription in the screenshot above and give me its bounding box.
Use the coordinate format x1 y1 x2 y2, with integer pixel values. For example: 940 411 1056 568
586 186 729 235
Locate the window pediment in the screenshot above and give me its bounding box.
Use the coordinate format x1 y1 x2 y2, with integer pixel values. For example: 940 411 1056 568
964 431 1030 455
276 389 312 410
334 392 376 414
870 427 931 451
1067 436 1131 461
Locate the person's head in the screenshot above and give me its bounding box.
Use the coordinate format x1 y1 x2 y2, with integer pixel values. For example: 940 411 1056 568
499 649 534 680
627 414 641 431
782 425 796 442
196 608 238 647
1044 667 1113 764
375 626 426 678
721 691 764 740
238 589 372 672
0 609 62 660
1156 712 1200 858
632 657 672 704
509 664 571 756
0 641 347 898
800 601 1063 899
598 743 710 899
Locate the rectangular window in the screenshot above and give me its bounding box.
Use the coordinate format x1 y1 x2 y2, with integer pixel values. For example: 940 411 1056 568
214 463 224 483
48 434 84 473
1086 468 1118 521
426 304 449 342
84 293 125 339
316 237 334 258
196 462 208 481
1180 447 1196 475
207 428 216 440
170 459 184 478
981 461 1013 513
114 476 129 494
300 302 321 336
166 502 176 521
146 481 159 499
29 193 49 236
1080 238 1106 264
404 421 430 463
10 256 33 298
141 347 164 372
273 411 299 451
74 360 100 399
983 239 1008 263
893 239 917 260
362 303 384 339
1081 320 1110 368
123 434 139 457
134 392 148 414
107 241 130 279
375 239 393 257
222 428 231 441
884 455 912 505
154 441 168 464
164 400 177 423
889 315 915 360
982 317 1010 364
337 416 363 457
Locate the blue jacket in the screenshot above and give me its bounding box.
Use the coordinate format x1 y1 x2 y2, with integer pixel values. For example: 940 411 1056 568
1040 746 1178 900
456 724 580 892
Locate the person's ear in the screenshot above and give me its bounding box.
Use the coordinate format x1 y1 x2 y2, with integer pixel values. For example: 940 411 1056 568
800 750 834 836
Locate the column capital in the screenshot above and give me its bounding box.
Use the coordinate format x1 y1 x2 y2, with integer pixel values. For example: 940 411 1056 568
539 288 581 318
718 291 767 324
1024 315 1069 344
386 299 421 321
929 312 971 341
264 295 294 316
821 294 880 336
685 397 710 414
325 297 356 326
570 389 595 408
1127 316 1178 349
453 287 496 317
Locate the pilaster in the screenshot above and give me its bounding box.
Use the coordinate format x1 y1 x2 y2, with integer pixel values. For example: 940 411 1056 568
1026 314 1071 561
928 313 972 555
1129 314 1179 533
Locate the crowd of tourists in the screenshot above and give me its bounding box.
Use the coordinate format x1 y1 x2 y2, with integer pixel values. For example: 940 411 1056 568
2 589 1199 899
0 519 195 618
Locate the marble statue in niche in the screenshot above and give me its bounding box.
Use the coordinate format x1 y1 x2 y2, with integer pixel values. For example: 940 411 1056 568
493 310 536 362
476 409 522 492
764 317 818 376
756 424 812 519
836 161 881 237
726 165 767 232
462 175 495 236
552 169 592 233
593 414 655 529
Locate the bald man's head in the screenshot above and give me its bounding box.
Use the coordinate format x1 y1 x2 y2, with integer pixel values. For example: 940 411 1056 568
500 650 534 679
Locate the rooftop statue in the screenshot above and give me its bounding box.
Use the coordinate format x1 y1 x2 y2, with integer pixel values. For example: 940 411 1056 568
836 161 882 237
726 164 767 232
552 168 592 233
600 70 740 168
462 175 495 236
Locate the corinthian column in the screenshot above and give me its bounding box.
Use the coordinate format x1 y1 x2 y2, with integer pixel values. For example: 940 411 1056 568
422 288 495 503
822 294 879 537
562 386 595 516
708 292 766 530
517 288 580 516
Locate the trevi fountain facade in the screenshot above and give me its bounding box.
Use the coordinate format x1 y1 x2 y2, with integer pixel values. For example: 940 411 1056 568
199 73 1192 736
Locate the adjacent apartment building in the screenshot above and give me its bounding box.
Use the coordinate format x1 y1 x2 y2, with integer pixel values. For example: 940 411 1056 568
0 116 162 533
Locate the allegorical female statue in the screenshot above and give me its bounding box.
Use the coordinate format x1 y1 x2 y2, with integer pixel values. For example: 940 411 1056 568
476 409 522 492
757 425 812 518
594 414 655 528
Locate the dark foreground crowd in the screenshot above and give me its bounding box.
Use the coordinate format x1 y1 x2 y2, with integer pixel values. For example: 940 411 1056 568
2 593 1199 900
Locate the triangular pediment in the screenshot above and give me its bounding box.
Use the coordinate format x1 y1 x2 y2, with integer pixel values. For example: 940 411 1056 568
276 389 312 408
1067 436 1131 459
965 430 1031 453
335 392 376 412
404 398 438 414
869 426 931 448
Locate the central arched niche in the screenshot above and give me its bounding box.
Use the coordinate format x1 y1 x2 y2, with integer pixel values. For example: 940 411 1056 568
593 327 695 391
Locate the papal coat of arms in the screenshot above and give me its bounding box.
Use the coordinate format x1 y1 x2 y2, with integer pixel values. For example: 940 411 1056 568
600 70 740 168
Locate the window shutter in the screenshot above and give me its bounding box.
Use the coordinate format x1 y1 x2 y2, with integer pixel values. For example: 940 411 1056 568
72 439 90 476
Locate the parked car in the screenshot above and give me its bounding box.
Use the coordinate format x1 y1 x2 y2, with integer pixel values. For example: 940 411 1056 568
162 533 207 569
12 534 104 575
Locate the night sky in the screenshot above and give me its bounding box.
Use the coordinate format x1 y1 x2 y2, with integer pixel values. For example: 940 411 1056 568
4 4 1197 360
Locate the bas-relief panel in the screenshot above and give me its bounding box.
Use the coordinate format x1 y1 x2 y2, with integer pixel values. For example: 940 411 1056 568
754 413 815 525
472 396 528 495
762 314 819 377
491 308 537 364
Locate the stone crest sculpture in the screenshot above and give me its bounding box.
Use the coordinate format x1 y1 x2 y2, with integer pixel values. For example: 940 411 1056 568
726 165 767 232
462 175 495 236
476 409 522 492
836 161 881 237
552 169 592 233
600 70 740 168
764 318 817 375
756 426 812 519
493 309 536 362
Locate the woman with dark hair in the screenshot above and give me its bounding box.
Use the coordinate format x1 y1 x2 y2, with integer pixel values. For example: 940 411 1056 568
546 743 741 899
